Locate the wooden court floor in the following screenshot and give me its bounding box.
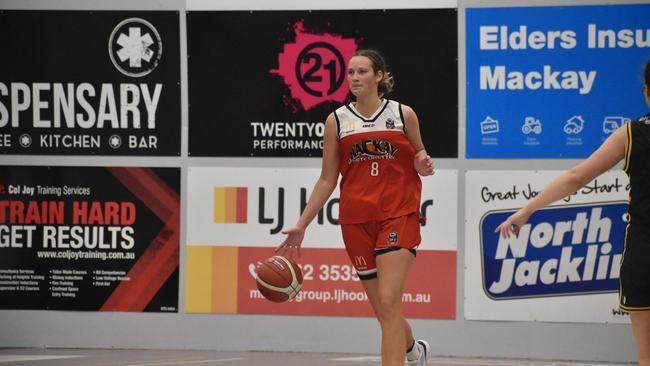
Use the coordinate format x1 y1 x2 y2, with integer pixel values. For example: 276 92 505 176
0 348 634 366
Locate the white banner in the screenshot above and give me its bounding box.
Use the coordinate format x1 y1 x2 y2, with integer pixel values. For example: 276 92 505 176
187 167 457 250
465 170 631 323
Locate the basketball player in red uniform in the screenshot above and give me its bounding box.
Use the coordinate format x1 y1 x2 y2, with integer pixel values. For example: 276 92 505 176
497 60 650 366
278 49 434 366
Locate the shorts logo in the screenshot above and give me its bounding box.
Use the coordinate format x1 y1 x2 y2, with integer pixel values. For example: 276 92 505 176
386 118 395 129
480 202 628 300
348 139 398 164
354 255 368 268
109 18 162 78
388 232 398 244
612 307 629 318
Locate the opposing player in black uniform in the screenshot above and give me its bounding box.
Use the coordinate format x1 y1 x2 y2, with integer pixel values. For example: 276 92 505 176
496 60 650 366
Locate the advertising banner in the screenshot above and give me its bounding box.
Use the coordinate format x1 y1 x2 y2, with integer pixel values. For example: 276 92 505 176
186 167 457 318
187 10 457 157
0 11 181 156
465 170 630 323
466 4 650 158
0 166 180 312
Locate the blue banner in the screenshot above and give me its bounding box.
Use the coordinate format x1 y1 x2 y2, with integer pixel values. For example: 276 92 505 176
480 202 628 300
466 4 650 158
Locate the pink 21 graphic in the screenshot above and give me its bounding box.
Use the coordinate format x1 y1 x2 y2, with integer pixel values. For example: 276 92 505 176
271 21 358 111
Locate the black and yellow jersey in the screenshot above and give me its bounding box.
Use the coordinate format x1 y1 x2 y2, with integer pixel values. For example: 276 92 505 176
623 112 650 227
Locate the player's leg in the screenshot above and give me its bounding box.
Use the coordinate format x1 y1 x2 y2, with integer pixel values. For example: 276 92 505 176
360 278 415 351
619 226 650 366
343 222 415 364
375 248 414 366
631 312 650 366
375 213 430 366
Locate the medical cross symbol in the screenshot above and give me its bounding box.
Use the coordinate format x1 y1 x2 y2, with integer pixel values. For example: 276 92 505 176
116 27 155 68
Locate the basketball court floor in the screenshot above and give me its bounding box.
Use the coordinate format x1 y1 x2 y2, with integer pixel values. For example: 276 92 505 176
0 348 633 366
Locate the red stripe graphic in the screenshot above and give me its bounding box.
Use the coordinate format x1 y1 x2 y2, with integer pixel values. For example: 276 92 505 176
107 167 178 222
236 187 247 223
101 168 179 312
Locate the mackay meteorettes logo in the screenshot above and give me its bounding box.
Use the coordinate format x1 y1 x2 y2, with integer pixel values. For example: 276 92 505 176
109 18 162 78
270 21 358 112
348 139 398 164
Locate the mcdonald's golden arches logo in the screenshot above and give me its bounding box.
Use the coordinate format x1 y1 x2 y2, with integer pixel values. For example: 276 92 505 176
354 256 367 267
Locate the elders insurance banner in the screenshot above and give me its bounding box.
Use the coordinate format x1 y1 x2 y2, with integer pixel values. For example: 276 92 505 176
0 166 180 312
465 170 630 323
466 4 650 158
186 9 457 157
186 167 457 318
0 11 181 156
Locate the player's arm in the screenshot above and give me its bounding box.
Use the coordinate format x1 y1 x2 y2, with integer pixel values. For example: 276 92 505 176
402 104 433 176
295 113 340 229
496 125 628 238
277 113 340 256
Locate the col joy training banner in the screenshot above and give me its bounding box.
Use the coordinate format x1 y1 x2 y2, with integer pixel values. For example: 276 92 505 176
0 166 179 312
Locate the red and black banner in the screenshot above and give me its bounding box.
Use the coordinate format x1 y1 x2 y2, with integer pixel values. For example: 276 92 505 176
0 166 179 312
0 11 181 156
187 10 458 157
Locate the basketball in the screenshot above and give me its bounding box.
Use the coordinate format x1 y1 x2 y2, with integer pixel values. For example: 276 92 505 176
255 255 303 303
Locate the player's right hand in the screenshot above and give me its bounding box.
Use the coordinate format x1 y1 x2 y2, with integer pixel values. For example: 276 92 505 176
275 226 306 259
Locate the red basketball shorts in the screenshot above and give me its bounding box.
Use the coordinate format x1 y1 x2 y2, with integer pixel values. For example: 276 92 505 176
340 212 421 280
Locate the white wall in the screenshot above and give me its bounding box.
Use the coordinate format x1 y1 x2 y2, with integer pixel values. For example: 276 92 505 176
0 0 644 362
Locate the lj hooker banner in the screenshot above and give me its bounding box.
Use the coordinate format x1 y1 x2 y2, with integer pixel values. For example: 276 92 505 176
185 167 457 318
465 170 630 323
0 11 181 156
0 166 180 312
186 9 457 157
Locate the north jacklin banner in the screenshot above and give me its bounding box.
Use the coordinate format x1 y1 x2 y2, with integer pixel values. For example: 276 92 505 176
0 166 179 312
187 10 458 157
0 11 181 156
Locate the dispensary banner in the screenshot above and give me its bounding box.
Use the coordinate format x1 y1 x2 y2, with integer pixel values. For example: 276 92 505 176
466 4 650 158
185 167 457 318
465 170 630 323
187 9 457 157
0 11 181 156
0 166 180 312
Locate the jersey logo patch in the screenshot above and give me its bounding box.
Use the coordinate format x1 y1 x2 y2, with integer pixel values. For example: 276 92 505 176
386 118 395 129
348 139 398 164
388 232 398 244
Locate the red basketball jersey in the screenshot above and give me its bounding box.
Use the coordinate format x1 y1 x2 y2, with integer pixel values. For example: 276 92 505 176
335 99 421 224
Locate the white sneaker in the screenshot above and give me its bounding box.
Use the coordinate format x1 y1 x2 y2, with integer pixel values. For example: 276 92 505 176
413 339 431 366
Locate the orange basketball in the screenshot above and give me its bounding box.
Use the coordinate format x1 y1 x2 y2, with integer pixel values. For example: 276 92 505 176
255 255 303 303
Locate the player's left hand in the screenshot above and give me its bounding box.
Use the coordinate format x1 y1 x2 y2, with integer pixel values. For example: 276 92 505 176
495 209 531 238
275 226 305 259
414 151 434 176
